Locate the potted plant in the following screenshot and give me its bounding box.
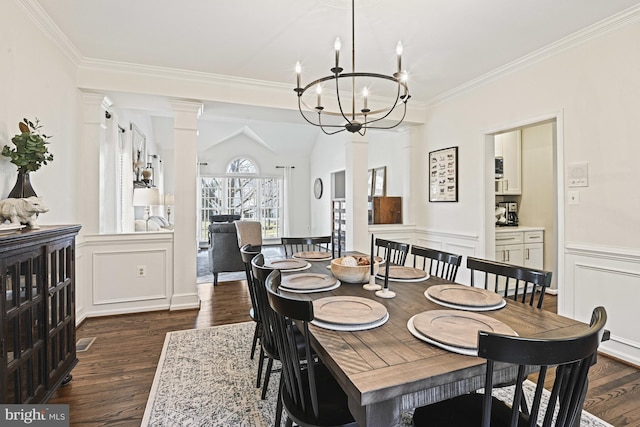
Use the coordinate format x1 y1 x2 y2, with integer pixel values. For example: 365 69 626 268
2 118 54 198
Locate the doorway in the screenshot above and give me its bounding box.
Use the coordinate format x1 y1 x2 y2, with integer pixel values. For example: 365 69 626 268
484 113 564 293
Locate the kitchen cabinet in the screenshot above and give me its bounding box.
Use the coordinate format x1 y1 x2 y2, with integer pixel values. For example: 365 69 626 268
495 231 524 266
523 230 544 270
495 228 544 270
495 130 521 195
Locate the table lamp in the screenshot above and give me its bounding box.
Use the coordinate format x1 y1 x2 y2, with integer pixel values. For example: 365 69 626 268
133 187 160 231
163 193 174 224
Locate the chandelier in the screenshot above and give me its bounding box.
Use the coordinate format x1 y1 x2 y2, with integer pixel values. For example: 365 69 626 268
294 0 410 135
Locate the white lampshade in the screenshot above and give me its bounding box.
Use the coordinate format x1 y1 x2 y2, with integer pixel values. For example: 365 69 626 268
162 193 174 206
133 187 160 207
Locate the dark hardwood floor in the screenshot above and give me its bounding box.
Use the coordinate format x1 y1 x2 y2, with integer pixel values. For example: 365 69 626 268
50 282 640 426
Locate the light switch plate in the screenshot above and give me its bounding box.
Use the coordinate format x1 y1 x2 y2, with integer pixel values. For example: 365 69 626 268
568 162 589 187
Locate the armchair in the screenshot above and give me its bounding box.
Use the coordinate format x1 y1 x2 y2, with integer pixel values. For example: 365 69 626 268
208 222 245 286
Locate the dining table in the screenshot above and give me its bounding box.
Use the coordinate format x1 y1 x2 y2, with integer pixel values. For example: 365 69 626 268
278 252 592 427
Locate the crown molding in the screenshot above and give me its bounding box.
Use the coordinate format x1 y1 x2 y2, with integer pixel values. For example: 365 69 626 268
426 4 640 108
17 0 82 67
79 57 291 91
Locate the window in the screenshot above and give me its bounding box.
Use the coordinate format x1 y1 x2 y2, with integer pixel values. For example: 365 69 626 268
200 158 282 241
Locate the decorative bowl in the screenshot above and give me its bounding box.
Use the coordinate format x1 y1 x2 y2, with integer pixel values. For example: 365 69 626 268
330 256 380 284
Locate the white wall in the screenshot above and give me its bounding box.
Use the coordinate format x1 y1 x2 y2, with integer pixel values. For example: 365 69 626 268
419 19 640 363
0 0 80 225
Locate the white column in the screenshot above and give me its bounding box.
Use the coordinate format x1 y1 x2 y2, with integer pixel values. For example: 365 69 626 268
403 127 418 226
345 133 369 253
170 100 203 310
79 92 108 236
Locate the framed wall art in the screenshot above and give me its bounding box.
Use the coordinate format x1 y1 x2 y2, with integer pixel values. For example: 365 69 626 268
373 166 386 197
429 146 458 202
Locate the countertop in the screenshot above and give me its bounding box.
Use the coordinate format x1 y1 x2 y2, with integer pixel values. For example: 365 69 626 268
495 225 545 233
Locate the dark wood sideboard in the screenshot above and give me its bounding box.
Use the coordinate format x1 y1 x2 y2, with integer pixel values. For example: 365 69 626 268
0 225 81 403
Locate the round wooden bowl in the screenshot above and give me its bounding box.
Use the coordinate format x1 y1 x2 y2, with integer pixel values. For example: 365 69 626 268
330 257 380 284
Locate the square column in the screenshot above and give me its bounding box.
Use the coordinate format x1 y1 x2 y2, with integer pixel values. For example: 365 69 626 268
345 134 369 253
170 100 203 310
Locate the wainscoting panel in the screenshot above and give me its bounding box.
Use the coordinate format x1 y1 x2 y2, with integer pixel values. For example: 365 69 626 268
93 249 168 304
564 244 640 366
79 232 175 318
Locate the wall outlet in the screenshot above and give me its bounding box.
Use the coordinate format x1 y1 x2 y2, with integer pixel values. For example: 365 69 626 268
137 265 147 278
568 190 580 205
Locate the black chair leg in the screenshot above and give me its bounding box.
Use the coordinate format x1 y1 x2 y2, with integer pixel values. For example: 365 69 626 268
274 377 283 427
256 347 265 388
213 272 218 286
250 323 260 360
261 357 274 400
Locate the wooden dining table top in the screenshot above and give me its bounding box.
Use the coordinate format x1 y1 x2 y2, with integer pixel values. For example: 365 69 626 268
281 253 589 427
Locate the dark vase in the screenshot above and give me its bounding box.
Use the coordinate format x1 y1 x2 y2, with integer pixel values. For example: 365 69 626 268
8 171 37 199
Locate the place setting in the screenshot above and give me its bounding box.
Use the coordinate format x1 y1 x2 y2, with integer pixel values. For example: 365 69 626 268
279 273 340 294
311 296 389 331
424 283 506 311
264 257 311 272
376 265 429 282
407 309 517 356
292 251 333 261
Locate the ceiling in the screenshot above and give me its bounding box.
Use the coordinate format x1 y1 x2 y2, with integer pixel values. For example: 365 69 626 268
31 0 640 146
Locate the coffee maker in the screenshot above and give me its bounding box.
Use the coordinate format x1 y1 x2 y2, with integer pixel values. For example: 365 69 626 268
497 202 519 226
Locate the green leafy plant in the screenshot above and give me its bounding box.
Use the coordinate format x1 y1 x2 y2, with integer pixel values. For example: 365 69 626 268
2 118 54 173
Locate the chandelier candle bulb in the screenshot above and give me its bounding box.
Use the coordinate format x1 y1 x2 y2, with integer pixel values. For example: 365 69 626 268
396 41 403 74
334 37 341 70
316 86 322 108
362 87 368 111
295 61 301 89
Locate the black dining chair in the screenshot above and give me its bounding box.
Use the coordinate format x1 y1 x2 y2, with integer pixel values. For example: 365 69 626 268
239 244 262 360
250 253 280 399
281 236 334 258
467 256 552 308
374 238 409 266
411 245 462 281
413 306 608 427
251 253 315 403
264 269 357 427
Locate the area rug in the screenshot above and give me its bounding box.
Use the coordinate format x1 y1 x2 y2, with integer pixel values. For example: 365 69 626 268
142 322 612 427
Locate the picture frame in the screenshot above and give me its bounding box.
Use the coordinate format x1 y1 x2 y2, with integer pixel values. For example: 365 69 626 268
131 123 147 186
429 146 458 202
373 166 386 197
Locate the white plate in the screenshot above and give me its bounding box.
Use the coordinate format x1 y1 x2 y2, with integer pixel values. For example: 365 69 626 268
280 280 341 294
424 291 506 312
311 312 389 331
407 315 478 356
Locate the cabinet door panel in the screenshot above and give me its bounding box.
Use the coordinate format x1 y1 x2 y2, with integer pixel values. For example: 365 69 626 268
524 243 544 270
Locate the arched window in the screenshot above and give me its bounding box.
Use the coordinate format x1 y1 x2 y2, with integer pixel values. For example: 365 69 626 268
200 158 282 241
226 158 257 174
